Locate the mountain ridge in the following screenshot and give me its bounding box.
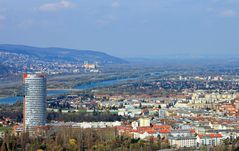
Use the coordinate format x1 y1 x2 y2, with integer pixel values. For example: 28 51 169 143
0 44 126 64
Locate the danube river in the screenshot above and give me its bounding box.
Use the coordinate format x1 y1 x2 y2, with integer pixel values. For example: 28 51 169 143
0 89 70 104
0 77 137 104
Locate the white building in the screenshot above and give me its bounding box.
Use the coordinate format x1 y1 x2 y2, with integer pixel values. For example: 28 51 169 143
139 118 151 127
196 134 223 146
168 136 197 149
133 131 158 140
159 109 166 118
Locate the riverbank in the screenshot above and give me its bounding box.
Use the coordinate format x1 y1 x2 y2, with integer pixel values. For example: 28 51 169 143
0 77 138 104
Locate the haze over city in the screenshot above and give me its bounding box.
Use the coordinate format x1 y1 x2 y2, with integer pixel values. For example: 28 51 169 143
0 0 239 58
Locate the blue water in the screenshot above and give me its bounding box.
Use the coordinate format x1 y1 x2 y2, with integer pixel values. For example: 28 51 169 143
47 89 69 96
0 97 23 104
75 78 134 90
0 78 136 104
0 90 69 104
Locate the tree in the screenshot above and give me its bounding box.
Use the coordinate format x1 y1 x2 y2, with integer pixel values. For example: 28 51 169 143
157 134 162 149
67 138 79 151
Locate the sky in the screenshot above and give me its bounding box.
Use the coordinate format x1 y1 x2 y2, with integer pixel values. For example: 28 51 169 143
0 0 239 58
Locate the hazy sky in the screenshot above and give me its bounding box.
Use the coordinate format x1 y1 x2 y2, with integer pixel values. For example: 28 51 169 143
0 0 238 58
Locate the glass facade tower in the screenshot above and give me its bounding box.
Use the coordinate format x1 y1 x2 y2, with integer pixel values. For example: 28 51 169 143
23 73 46 132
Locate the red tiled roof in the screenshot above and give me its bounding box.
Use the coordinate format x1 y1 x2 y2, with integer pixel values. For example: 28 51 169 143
198 134 222 138
190 129 196 133
209 134 222 138
159 129 170 133
152 124 171 129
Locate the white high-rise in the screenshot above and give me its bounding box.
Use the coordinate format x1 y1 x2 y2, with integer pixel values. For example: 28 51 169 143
23 73 46 132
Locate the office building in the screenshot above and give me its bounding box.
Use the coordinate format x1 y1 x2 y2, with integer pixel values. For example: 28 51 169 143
23 73 46 132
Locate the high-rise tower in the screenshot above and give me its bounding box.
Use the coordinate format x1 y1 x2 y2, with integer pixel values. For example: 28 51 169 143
23 73 47 132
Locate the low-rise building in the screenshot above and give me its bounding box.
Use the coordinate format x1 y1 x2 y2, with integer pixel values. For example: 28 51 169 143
197 134 223 146
168 136 197 149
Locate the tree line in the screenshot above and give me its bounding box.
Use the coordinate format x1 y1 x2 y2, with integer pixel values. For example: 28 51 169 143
0 127 169 151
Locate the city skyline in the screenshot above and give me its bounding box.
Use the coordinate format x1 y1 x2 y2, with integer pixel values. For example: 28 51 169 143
0 0 239 58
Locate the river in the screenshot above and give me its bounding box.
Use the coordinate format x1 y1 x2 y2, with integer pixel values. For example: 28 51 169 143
0 77 137 104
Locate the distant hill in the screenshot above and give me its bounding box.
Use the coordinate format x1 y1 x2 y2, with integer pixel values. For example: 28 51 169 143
0 44 126 64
